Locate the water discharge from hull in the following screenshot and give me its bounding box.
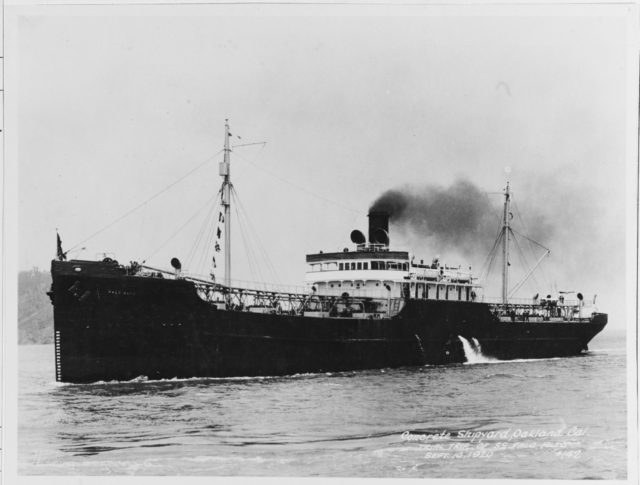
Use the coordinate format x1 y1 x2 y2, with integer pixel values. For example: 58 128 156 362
458 336 496 364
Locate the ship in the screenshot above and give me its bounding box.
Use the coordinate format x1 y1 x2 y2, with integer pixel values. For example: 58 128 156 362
48 122 608 383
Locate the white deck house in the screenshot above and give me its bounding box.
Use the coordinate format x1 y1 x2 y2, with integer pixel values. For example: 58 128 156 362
304 211 480 303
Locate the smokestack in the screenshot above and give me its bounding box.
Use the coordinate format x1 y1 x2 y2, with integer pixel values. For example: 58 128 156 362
368 211 390 246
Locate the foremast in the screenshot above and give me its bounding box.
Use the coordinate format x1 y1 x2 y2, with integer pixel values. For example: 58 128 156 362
220 120 232 288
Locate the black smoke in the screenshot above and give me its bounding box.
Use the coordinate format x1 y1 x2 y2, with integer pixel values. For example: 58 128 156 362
369 179 501 257
369 175 620 307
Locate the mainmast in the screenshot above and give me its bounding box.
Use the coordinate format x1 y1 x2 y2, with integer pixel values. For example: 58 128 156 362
502 182 510 305
220 120 232 287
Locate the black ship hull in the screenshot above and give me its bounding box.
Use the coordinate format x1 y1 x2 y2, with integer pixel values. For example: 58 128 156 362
50 260 607 383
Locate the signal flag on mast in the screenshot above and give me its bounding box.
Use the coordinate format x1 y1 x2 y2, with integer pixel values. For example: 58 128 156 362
56 232 67 261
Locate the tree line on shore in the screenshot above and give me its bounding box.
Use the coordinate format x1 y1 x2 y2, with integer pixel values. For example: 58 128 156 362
18 268 53 344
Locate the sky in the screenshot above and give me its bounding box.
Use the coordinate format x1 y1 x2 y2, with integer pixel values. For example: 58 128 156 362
12 3 636 331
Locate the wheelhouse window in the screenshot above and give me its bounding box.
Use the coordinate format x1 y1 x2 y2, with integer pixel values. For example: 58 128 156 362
339 263 344 270
357 262 362 270
363 262 368 270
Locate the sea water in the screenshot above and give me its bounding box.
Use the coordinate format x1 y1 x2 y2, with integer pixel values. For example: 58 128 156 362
18 332 627 479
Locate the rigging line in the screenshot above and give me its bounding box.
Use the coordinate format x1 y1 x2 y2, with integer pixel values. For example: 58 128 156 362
511 200 550 290
229 190 254 281
231 188 279 287
236 195 281 284
190 209 212 274
511 201 549 259
184 193 217 268
479 200 506 278
478 222 504 281
229 191 254 279
236 199 280 285
484 223 504 271
232 196 262 285
67 149 225 252
230 186 269 277
509 228 533 293
196 208 219 275
479 239 498 281
509 228 534 278
509 230 546 297
232 151 360 215
185 195 219 270
509 199 543 287
482 230 503 283
485 191 503 226
514 230 541 290
145 194 219 263
509 224 550 289
509 226 550 252
231 186 282 284
231 189 269 286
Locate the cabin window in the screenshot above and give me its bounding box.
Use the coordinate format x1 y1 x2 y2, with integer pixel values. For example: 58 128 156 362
325 262 337 271
357 262 362 270
339 263 344 271
402 263 408 271
363 262 368 270
351 262 356 270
